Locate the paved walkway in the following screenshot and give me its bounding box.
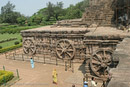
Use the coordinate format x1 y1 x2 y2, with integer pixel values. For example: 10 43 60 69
108 38 130 87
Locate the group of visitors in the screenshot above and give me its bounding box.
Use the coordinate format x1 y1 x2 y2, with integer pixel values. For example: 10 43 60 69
83 77 97 87
52 68 97 87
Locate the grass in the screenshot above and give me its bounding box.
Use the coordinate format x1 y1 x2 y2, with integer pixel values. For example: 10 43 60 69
0 24 42 52
0 23 41 49
0 33 22 48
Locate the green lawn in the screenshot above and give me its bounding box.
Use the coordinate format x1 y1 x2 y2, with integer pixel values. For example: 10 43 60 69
0 24 40 49
0 33 22 48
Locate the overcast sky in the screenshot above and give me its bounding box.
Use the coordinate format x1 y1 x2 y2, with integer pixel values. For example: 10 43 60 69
0 0 83 16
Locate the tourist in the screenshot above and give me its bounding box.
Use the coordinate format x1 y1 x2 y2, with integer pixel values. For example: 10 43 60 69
72 84 75 87
83 74 88 87
52 69 58 84
91 77 97 87
84 79 88 87
30 58 34 68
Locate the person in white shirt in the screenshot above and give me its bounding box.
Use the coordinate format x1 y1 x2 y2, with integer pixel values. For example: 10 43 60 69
91 77 97 87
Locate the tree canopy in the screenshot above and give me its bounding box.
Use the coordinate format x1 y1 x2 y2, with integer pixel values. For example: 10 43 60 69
0 0 90 25
0 1 22 24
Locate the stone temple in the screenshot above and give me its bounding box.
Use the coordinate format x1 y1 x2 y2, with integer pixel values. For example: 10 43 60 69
19 0 130 87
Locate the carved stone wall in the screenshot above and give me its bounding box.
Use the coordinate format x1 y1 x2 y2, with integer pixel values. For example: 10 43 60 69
82 0 115 26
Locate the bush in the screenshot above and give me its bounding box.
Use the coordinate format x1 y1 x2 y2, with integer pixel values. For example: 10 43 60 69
0 38 17 44
0 46 2 49
0 43 22 53
20 39 22 42
0 70 14 85
14 41 19 45
0 25 41 34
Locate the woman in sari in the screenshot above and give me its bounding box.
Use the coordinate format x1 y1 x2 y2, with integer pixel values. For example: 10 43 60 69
52 69 58 84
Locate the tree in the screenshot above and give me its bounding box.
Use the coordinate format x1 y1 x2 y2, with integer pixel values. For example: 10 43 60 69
0 1 21 24
1 1 15 14
54 2 64 20
46 2 54 21
17 16 26 25
64 4 82 19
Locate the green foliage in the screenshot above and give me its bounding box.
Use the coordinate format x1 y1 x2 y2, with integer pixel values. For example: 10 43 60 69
14 41 19 45
65 6 82 19
29 0 89 24
0 43 22 53
1 1 15 14
0 1 21 24
0 0 90 26
0 70 14 85
46 2 55 21
20 39 22 42
17 16 26 26
0 24 41 34
0 46 2 49
54 2 64 20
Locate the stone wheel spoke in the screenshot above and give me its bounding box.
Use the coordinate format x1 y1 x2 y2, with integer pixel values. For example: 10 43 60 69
58 43 64 49
92 59 101 65
95 54 102 62
60 50 64 56
66 52 72 57
66 44 71 49
56 48 62 51
67 49 74 52
103 49 106 58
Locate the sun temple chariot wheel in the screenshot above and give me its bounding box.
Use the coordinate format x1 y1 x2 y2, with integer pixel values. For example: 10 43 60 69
90 48 113 77
56 39 75 60
23 38 36 55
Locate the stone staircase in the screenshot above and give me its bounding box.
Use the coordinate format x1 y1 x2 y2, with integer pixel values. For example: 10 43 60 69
108 38 130 87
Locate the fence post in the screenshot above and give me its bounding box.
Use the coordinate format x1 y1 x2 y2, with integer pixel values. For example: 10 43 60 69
3 76 6 86
70 60 71 68
44 53 45 64
13 53 15 60
65 61 67 71
5 53 7 59
16 69 19 79
72 60 74 73
22 54 24 61
3 66 5 71
56 57 58 66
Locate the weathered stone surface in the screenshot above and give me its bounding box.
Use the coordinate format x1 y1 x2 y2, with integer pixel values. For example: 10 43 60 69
108 38 130 87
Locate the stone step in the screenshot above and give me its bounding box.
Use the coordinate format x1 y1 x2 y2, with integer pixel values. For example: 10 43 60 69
108 38 130 87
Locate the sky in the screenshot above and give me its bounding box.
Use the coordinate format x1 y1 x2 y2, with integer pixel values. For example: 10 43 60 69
0 0 83 16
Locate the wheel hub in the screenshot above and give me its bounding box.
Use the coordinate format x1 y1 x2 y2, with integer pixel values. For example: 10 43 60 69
101 62 107 68
63 48 67 52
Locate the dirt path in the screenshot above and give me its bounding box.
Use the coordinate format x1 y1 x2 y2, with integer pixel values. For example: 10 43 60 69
0 52 105 87
0 54 83 87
